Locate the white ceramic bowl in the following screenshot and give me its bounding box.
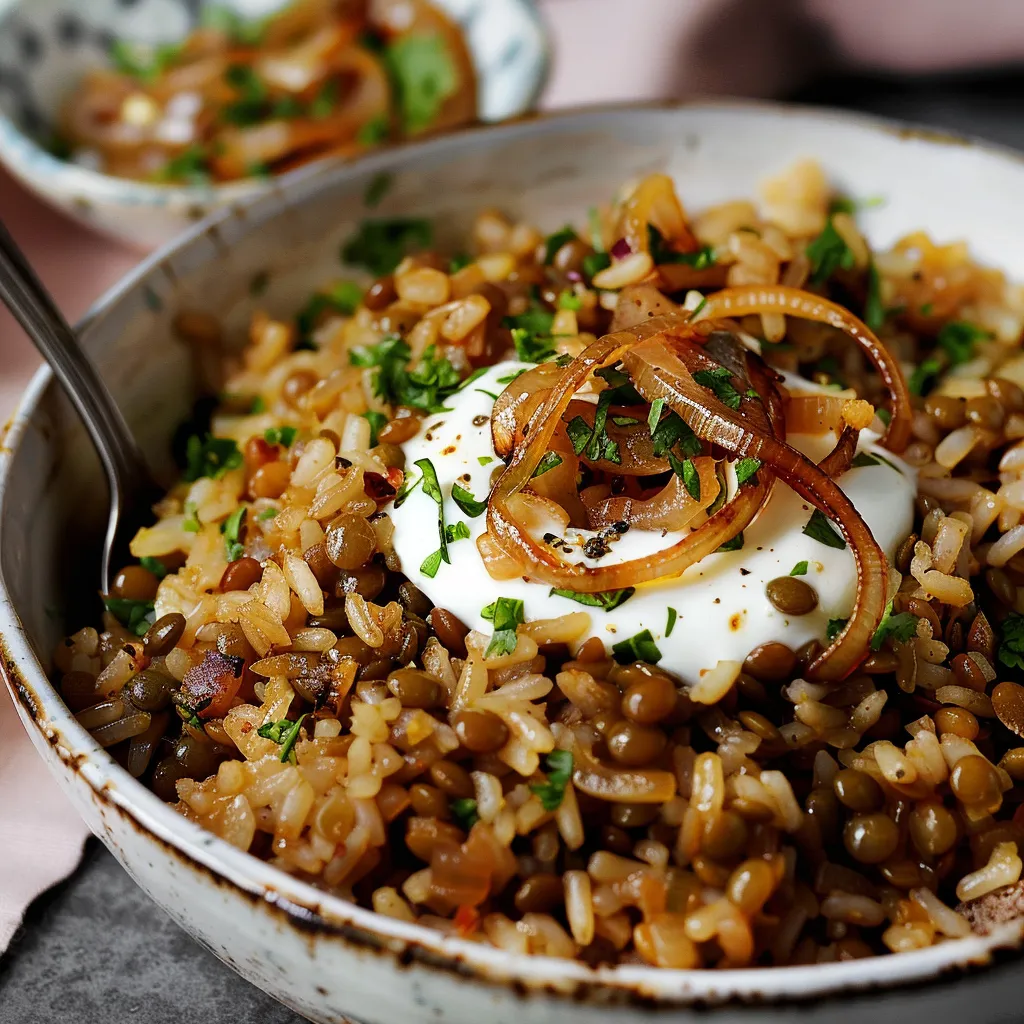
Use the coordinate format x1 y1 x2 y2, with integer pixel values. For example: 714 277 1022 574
0 0 548 250
5 103 1024 1024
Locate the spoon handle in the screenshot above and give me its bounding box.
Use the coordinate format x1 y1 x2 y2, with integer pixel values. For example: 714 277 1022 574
0 218 151 495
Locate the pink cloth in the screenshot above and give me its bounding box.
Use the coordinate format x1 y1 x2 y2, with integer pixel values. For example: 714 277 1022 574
2 0 1023 952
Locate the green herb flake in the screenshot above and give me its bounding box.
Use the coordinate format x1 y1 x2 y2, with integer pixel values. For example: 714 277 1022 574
678 458 701 501
264 426 298 448
349 337 464 414
588 207 605 252
734 457 761 487
557 289 582 311
496 368 528 385
445 520 471 544
566 392 620 465
803 509 846 550
920 302 934 316
249 395 267 413
308 77 339 120
415 457 450 578
583 251 611 280
420 548 443 578
666 607 677 636
451 482 487 518
109 38 183 82
717 531 744 553
529 749 574 812
221 64 270 127
156 145 211 186
482 596 525 659
257 507 278 521
543 226 577 265
511 327 556 364
362 410 387 447
937 321 992 367
611 629 662 665
870 599 918 651
826 617 848 642
806 218 856 284
364 172 392 208
184 435 243 482
548 587 635 612
258 713 309 764
341 218 432 276
450 797 480 830
384 34 458 134
357 114 390 146
201 5 266 45
478 456 493 466
103 597 155 637
532 452 564 479
648 225 715 268
790 560 809 577
139 556 168 580
998 612 1024 670
909 356 942 397
221 506 247 562
692 366 743 411
182 501 201 534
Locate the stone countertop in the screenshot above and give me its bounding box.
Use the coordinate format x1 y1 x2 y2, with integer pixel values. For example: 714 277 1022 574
3 79 1024 1024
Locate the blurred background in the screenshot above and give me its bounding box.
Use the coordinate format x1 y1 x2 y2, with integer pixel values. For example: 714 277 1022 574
3 0 1024 1019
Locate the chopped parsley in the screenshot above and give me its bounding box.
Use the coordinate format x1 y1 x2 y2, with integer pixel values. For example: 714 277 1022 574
296 281 363 341
481 597 525 658
648 399 701 459
532 452 563 478
183 501 201 533
445 520 471 543
583 251 611 280
611 629 662 665
496 368 528 385
451 483 487 518
415 458 450 578
394 470 421 508
803 509 846 549
548 587 635 611
734 457 761 487
557 289 582 311
937 321 992 366
666 607 677 636
257 508 278 521
349 337 463 414
530 749 574 812
221 64 269 127
511 327 557 364
826 618 848 641
357 114 390 146
543 227 577 264
384 34 458 134
692 366 743 411
308 77 339 120
364 172 392 208
448 253 472 273
567 392 620 464
870 600 918 651
103 597 155 637
156 145 211 186
183 435 243 482
679 458 701 500
717 531 744 552
806 218 856 284
201 5 266 45
221 506 246 562
450 797 480 830
362 410 387 447
478 456 493 466
998 612 1024 670
139 556 168 580
648 225 715 268
790 560 809 577
263 426 297 448
864 261 885 332
257 713 308 764
851 451 880 468
828 195 884 215
109 39 182 82
249 395 266 413
909 356 942 397
341 217 432 276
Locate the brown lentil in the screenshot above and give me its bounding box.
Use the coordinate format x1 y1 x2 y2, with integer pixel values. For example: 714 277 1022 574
907 801 958 857
450 708 509 753
221 557 263 592
250 460 291 499
992 680 1024 736
428 607 469 658
282 369 318 407
923 394 966 430
934 705 980 739
363 275 397 311
843 813 900 864
325 513 377 570
142 613 186 657
514 874 564 914
408 783 450 820
742 642 797 682
987 376 1024 410
126 668 176 712
111 565 158 602
965 394 1005 430
765 576 818 615
429 760 475 799
605 720 667 766
950 754 1003 811
620 673 678 725
833 769 884 812
386 668 443 709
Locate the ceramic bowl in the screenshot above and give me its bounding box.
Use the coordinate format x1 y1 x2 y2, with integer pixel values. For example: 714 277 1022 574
5 103 1024 1024
0 0 548 250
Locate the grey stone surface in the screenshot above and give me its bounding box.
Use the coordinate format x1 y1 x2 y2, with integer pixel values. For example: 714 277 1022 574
3 79 1024 1024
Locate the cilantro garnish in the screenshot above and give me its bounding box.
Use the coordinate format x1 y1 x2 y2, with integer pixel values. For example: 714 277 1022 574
937 321 992 366
183 435 243 482
451 483 487 518
357 114 390 146
296 281 363 341
104 597 155 637
803 509 846 550
201 5 266 45
530 749 574 812
790 561 808 576
109 39 182 82
449 253 472 273
692 366 743 411
583 252 611 280
557 289 582 311
611 629 662 665
349 337 463 414
174 694 211 731
415 458 450 578
362 410 387 447
870 599 918 651
511 327 556 364
481 597 525 658
445 521 471 543
341 218 432 276
828 195 884 215
826 617 848 642
156 145 211 186
648 225 715 268
257 508 278 521
496 368 528 385
567 392 620 464
139 556 168 580
648 399 701 459
806 218 856 284
257 713 308 764
998 612 1024 670
678 458 701 500
909 357 942 397
450 797 480 830
308 77 339 120
666 607 677 636
384 34 458 134
717 531 744 552
221 506 246 562
532 453 563 478
183 501 201 533
548 587 635 611
734 457 761 487
264 426 297 448
851 452 880 468
543 226 577 264
221 64 269 126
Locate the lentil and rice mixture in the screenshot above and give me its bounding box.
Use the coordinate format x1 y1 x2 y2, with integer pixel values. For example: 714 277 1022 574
55 160 1024 967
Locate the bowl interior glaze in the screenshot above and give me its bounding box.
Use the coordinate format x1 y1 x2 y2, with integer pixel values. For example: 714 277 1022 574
5 104 1024 1022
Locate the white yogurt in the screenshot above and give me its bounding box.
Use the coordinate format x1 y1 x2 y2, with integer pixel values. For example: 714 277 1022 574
388 361 915 681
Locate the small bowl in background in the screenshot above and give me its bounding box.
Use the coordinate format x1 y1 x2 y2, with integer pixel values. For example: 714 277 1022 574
0 0 548 250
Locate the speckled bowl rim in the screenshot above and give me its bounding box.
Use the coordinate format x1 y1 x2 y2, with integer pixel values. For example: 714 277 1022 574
0 0 550 208
4 99 1024 1008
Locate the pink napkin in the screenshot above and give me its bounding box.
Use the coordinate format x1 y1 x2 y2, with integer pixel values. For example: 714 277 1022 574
0 168 137 949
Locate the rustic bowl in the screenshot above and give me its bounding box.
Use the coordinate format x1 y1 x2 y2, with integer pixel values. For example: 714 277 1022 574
4 103 1024 1023
0 0 548 250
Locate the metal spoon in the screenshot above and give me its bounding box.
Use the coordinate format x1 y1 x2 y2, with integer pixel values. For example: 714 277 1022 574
0 218 161 595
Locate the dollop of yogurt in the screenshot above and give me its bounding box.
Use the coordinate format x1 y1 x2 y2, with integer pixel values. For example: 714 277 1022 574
388 361 915 680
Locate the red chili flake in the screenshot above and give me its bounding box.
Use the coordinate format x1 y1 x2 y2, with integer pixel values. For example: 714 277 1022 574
364 471 397 502
182 650 245 719
453 904 480 937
